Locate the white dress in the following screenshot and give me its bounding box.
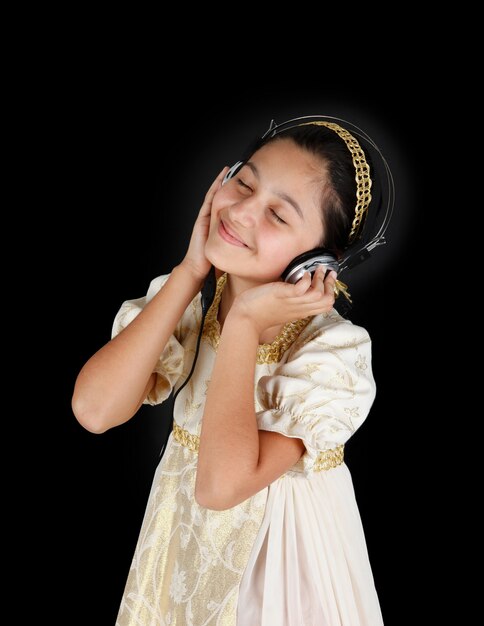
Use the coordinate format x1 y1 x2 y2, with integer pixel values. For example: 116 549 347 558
113 273 383 626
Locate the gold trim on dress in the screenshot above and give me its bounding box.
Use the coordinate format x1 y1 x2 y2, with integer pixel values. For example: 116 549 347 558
173 422 344 472
313 445 344 471
173 422 200 452
202 273 312 364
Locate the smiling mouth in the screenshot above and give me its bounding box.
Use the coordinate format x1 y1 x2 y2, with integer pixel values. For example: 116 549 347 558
218 220 248 248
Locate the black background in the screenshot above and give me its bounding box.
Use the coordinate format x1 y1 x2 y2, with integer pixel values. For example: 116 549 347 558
50 74 427 625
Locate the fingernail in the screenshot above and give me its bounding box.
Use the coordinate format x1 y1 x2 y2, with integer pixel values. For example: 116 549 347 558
330 270 337 279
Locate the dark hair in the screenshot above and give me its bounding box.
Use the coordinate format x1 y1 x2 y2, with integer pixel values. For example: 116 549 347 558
265 125 359 256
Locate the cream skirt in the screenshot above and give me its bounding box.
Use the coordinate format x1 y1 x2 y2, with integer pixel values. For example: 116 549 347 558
237 464 384 626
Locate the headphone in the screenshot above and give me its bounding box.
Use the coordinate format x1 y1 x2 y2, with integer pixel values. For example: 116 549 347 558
221 115 394 284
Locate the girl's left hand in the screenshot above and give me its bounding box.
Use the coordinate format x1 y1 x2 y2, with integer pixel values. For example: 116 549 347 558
231 267 337 337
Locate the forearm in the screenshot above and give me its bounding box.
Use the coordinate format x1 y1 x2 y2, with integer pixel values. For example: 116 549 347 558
196 311 260 503
72 264 203 432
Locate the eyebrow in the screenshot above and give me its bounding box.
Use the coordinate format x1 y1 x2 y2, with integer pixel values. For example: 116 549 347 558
245 161 305 221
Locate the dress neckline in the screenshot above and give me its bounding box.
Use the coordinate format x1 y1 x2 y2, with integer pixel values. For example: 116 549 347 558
202 273 312 365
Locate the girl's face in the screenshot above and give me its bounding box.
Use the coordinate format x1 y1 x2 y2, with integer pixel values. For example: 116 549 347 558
205 139 327 284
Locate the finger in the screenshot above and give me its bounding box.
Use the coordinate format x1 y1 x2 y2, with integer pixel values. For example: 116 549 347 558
300 267 326 302
323 270 337 294
295 268 335 307
312 266 326 291
204 167 229 200
199 166 230 216
297 286 336 314
293 271 312 296
214 166 230 188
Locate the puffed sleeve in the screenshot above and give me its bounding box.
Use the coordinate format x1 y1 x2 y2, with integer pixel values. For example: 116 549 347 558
256 314 376 477
112 274 185 406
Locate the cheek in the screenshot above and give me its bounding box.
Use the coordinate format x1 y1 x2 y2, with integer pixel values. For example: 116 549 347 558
209 187 235 226
210 190 224 217
256 231 302 272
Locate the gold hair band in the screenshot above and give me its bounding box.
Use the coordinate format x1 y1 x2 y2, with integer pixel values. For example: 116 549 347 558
300 121 372 244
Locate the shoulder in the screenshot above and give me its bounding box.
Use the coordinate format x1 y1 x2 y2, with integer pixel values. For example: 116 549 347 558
287 308 371 360
113 272 201 341
146 273 201 317
256 309 376 471
145 273 171 302
145 272 202 338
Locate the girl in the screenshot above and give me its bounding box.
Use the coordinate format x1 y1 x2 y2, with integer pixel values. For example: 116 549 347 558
73 118 384 625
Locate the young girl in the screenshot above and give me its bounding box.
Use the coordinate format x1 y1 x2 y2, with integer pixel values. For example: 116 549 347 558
73 118 384 625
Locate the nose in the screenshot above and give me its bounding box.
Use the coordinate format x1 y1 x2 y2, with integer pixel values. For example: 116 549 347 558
229 197 260 229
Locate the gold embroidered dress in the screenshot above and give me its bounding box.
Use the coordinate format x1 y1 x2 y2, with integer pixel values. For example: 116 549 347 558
113 274 383 626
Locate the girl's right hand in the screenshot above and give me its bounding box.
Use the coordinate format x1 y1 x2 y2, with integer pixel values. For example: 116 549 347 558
180 167 229 282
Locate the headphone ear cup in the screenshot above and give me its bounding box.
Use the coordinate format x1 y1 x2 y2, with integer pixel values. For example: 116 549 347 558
282 248 339 283
222 161 244 185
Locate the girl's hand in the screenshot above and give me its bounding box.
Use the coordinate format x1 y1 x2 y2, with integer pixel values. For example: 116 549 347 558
231 267 337 337
180 167 229 282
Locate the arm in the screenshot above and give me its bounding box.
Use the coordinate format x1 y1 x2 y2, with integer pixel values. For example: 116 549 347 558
73 167 228 434
195 270 336 510
195 269 336 511
195 312 305 510
72 264 202 433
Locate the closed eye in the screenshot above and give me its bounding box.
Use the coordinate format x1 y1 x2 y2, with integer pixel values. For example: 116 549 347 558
237 178 252 191
270 209 286 225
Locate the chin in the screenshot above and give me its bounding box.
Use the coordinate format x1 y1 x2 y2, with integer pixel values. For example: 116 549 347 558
205 243 227 273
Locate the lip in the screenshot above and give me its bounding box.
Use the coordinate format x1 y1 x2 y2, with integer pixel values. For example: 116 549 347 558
218 220 248 248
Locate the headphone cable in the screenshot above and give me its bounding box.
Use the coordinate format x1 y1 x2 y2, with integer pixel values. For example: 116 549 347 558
158 266 217 460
